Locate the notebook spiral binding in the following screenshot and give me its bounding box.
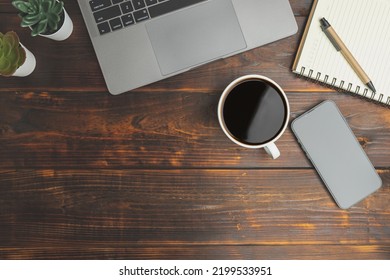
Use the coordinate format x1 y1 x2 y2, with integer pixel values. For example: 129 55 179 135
297 67 390 107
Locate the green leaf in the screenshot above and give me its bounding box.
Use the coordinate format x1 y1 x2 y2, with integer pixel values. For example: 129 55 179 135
32 19 48 36
21 14 41 26
52 1 64 14
0 32 23 76
29 0 39 12
4 32 19 49
21 17 35 27
7 46 19 65
38 2 43 13
17 46 26 66
0 56 10 69
12 1 31 13
0 42 6 58
1 39 12 57
45 0 54 10
41 1 50 13
47 13 60 30
0 56 13 76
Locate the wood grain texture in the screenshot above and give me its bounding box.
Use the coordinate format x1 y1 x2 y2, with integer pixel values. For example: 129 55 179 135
0 91 388 168
1 245 390 260
0 169 389 259
0 0 389 260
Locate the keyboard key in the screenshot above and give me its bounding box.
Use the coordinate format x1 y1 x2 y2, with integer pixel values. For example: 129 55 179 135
120 1 133 14
93 5 121 23
94 0 206 36
109 17 123 31
149 0 206 18
132 0 146 10
121 14 135 26
133 8 149 22
145 0 157 5
97 21 111 35
89 0 112 12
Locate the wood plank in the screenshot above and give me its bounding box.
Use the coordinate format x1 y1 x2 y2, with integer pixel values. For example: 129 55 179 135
1 169 389 249
1 245 389 260
0 14 327 93
0 91 388 168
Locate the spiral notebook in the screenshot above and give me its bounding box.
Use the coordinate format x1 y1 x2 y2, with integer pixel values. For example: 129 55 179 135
293 0 390 106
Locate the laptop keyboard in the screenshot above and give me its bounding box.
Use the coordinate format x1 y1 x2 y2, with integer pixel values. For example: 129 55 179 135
90 0 207 35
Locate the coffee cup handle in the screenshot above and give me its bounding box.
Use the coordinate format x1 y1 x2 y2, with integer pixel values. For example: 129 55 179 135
264 142 280 159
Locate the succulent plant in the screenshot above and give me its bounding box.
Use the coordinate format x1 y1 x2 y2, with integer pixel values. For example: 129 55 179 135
0 31 26 76
12 0 65 36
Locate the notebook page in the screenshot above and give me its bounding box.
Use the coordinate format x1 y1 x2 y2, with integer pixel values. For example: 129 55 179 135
295 0 390 104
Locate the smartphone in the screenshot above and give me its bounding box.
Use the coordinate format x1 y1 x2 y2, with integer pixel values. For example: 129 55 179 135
291 100 382 209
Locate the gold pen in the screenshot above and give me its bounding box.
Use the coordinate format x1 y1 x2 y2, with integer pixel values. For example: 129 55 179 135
320 17 376 93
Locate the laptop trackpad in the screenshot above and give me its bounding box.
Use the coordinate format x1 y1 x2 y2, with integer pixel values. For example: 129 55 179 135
146 0 246 75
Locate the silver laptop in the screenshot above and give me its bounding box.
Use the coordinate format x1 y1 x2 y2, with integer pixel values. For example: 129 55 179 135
78 0 298 95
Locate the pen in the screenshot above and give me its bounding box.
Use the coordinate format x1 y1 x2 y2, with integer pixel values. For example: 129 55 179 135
320 17 376 93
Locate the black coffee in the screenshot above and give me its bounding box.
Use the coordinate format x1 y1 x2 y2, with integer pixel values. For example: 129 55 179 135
223 80 287 145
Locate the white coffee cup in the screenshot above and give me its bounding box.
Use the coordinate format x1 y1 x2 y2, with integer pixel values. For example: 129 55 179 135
218 75 290 159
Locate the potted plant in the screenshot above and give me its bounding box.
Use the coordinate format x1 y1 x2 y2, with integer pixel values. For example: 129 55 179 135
0 31 36 77
12 0 73 41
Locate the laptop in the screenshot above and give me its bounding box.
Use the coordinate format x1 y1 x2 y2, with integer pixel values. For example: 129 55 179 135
77 0 298 95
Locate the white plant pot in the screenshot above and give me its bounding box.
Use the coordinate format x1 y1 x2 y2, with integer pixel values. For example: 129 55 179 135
40 8 73 41
13 43 36 77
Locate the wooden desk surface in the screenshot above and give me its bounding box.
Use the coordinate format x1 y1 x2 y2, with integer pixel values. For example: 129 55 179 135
0 0 389 259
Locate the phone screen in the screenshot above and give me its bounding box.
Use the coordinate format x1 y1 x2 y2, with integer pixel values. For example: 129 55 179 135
291 100 381 209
